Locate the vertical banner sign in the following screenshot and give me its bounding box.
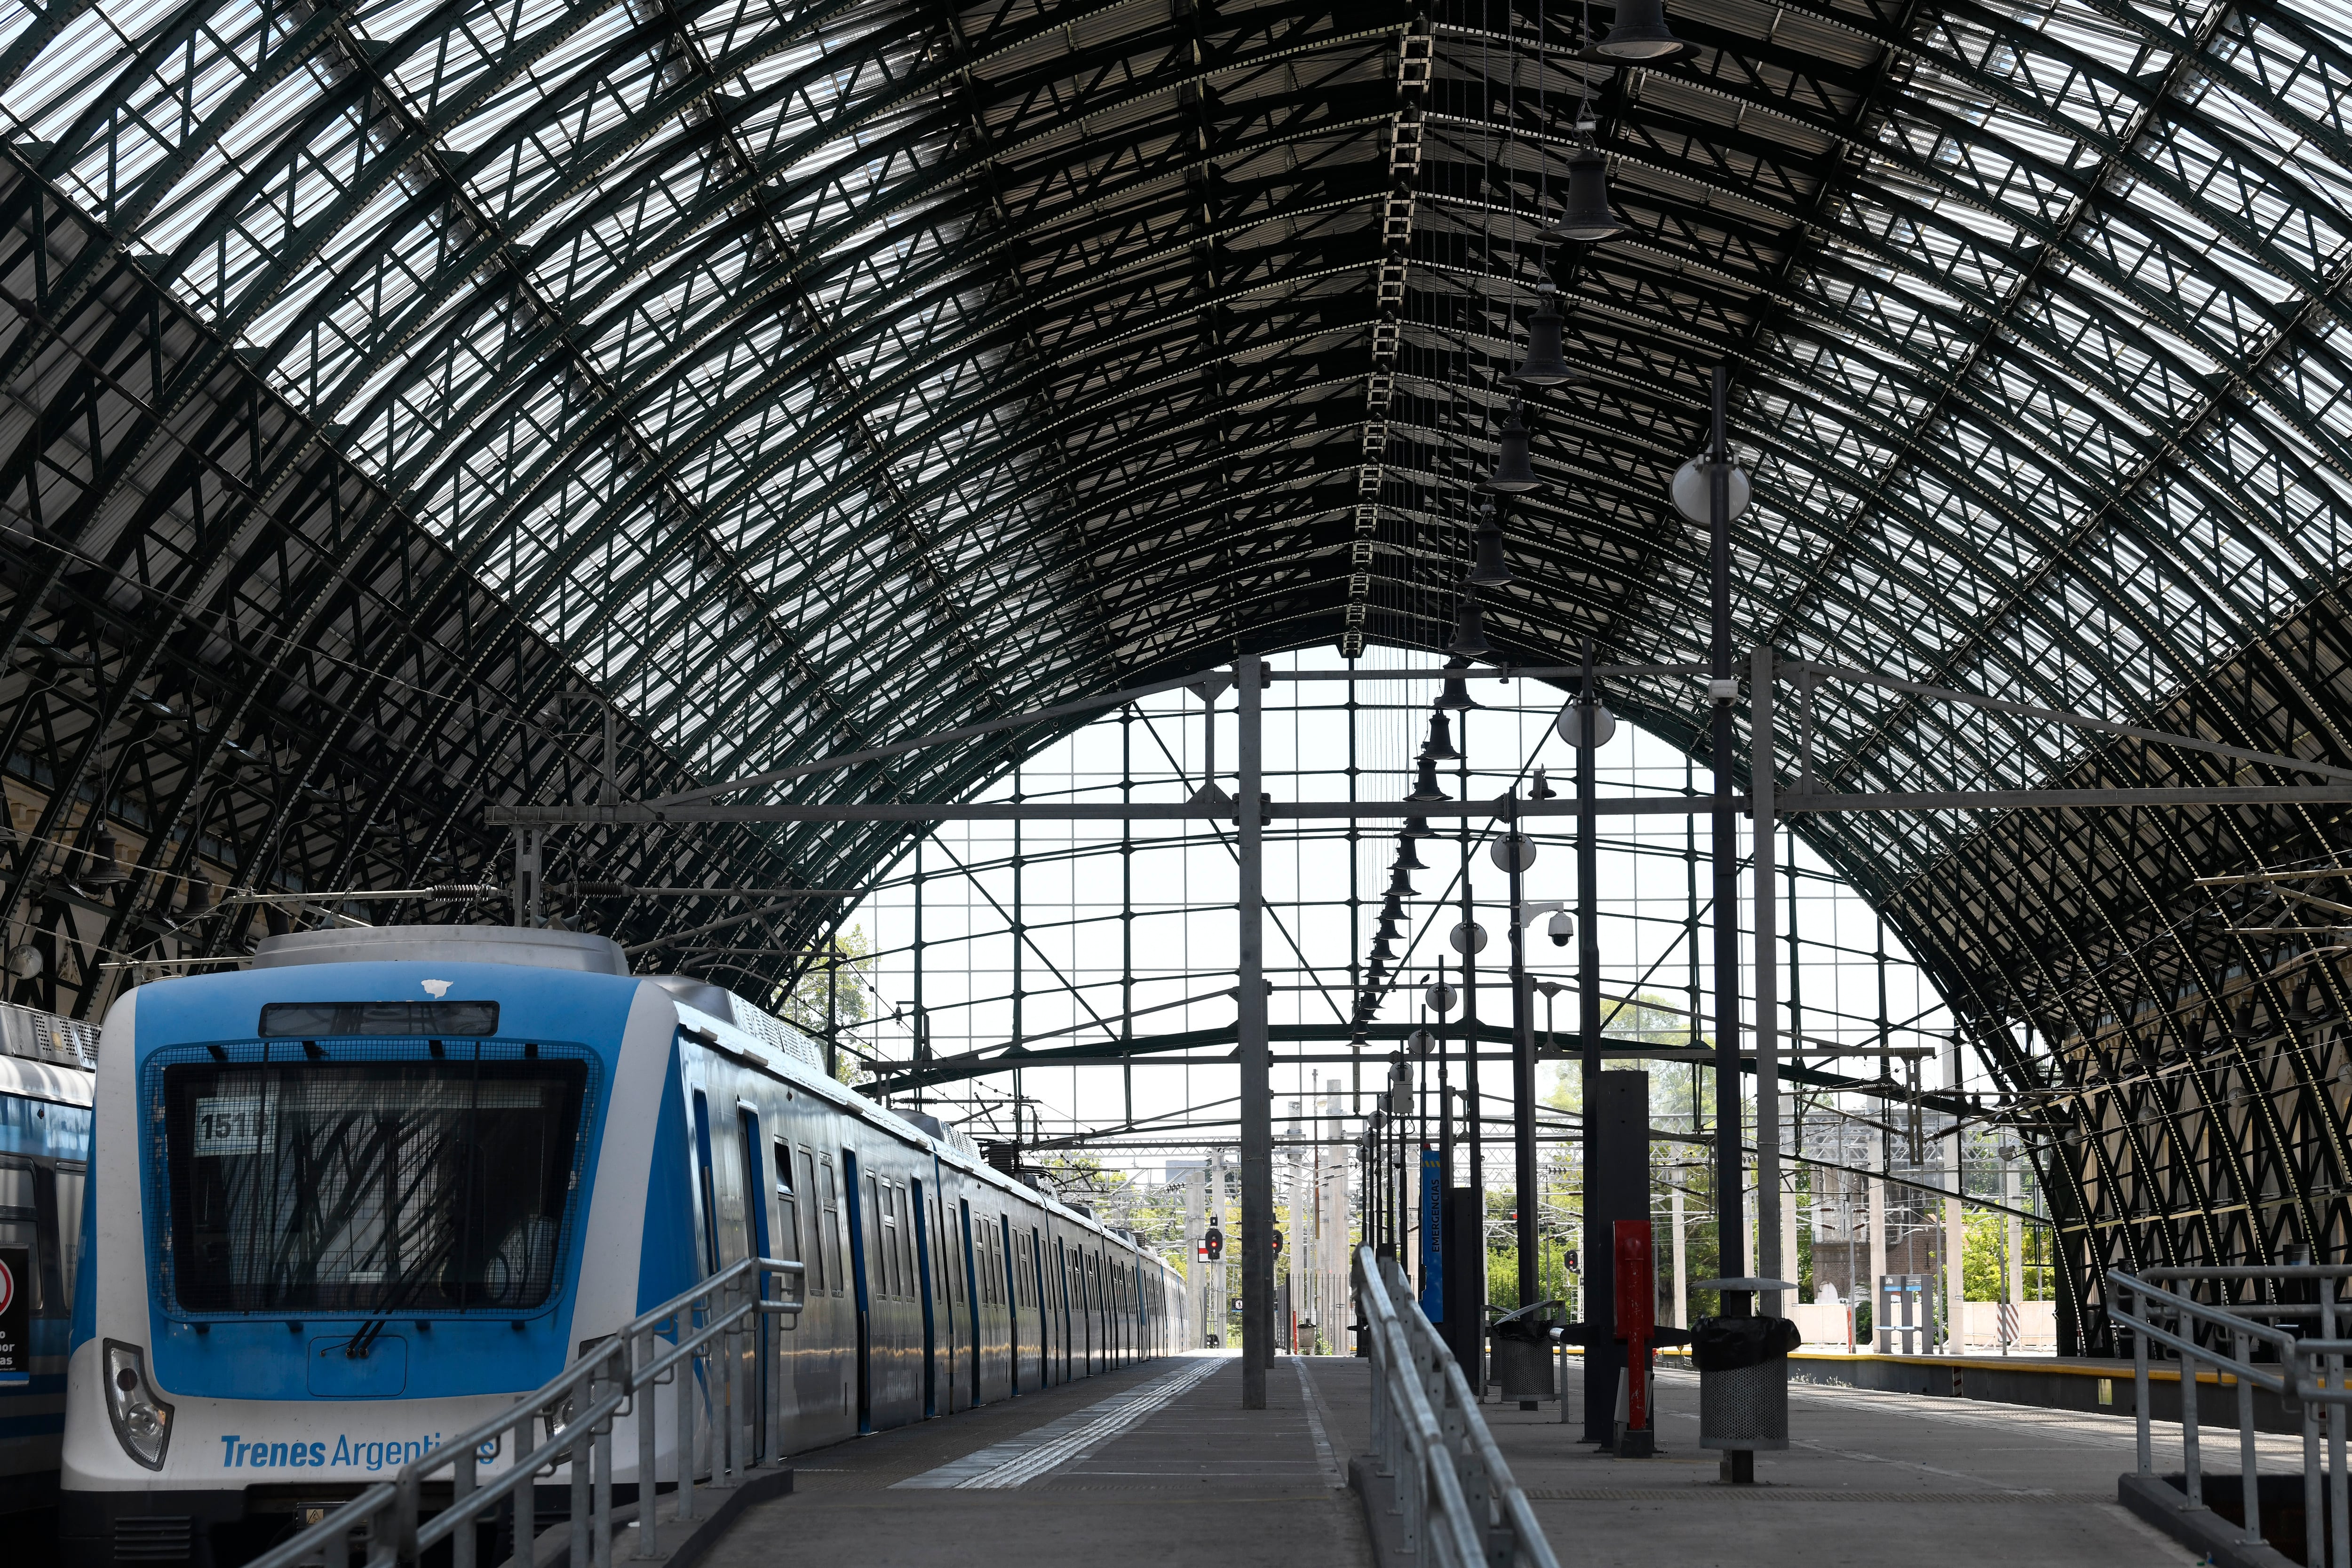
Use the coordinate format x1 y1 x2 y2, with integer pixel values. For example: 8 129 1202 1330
0 1246 27 1378
1418 1150 1445 1323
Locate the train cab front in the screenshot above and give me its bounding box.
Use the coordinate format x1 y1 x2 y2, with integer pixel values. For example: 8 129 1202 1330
61 953 624 1568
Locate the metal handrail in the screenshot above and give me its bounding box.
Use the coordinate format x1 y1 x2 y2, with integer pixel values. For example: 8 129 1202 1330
246 1256 803 1568
1354 1245 1560 1568
2112 1266 2352 1568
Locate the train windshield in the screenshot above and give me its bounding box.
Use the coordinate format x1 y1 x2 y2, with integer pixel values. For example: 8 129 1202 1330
158 1055 589 1316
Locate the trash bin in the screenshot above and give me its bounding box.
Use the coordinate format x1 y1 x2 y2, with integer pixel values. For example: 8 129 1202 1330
1488 1300 1565 1401
1693 1314 1802 1451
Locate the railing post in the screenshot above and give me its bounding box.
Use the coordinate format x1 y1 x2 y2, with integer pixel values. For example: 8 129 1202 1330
677 1306 698 1526
635 1323 660 1561
513 1411 539 1568
454 1445 479 1568
2327 1280 2347 1568
570 1380 593 1568
2239 1328 2264 1547
2306 1338 2323 1568
594 1355 615 1568
2133 1286 2152 1477
2185 1337 2204 1510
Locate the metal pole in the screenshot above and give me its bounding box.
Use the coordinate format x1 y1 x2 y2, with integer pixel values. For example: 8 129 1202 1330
1238 653 1273 1410
1509 792 1537 1317
1577 637 1608 1444
1709 365 1748 1323
1753 645 1782 1317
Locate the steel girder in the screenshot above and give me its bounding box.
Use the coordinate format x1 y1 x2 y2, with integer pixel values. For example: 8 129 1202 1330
0 0 2346 1349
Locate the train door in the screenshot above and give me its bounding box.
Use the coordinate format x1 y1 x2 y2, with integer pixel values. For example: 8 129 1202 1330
959 1197 981 1407
999 1213 1018 1395
843 1149 873 1433
930 1187 955 1411
734 1108 771 1460
913 1177 936 1418
691 1092 723 1275
1055 1236 1072 1382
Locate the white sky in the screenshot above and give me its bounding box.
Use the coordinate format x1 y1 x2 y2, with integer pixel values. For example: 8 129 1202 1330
831 647 1959 1180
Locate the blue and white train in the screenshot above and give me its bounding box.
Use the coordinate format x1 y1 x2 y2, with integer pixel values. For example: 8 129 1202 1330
0 1001 96 1517
61 926 1186 1567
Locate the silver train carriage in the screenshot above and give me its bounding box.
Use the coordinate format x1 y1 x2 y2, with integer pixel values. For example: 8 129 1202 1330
0 1001 96 1517
62 926 1187 1567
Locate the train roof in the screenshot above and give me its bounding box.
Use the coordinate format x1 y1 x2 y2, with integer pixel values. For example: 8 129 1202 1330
0 1000 98 1074
233 924 1178 1273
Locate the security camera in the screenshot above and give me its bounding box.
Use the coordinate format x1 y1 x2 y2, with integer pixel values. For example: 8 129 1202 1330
1548 910 1574 948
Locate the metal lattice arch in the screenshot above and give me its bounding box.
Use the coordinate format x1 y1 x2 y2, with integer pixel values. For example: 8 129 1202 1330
0 0 2347 1352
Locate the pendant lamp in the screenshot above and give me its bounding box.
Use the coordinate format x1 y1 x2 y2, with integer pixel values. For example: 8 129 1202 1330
1483 411 1540 492
1509 298 1575 387
1369 935 1397 963
1375 913 1402 941
1433 657 1479 711
182 875 211 914
1394 835 1428 872
1401 814 1434 840
1425 711 1461 761
1553 144 1624 242
83 821 125 886
1386 865 1418 899
1406 750 1450 803
1530 764 1557 801
1448 596 1491 658
1587 0 1690 60
1468 513 1515 588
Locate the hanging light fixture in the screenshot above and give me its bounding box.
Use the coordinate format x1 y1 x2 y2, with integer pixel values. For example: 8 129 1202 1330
181 875 210 915
1386 865 1419 899
1424 712 1461 761
1375 912 1402 941
1530 764 1557 801
1394 834 1428 872
1369 935 1397 963
1406 749 1449 803
1433 657 1479 711
1509 286 1576 388
1552 143 1623 242
1483 409 1540 493
1448 595 1491 658
1401 814 1435 840
1380 893 1405 921
82 821 125 886
1585 0 1691 60
1468 508 1515 588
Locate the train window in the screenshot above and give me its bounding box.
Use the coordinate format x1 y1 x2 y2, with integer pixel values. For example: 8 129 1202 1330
0 1159 41 1311
770 1140 803 1310
159 1054 588 1314
894 1187 914 1299
819 1157 843 1295
258 1001 499 1036
863 1173 883 1299
933 1196 949 1304
797 1150 823 1293
879 1184 901 1299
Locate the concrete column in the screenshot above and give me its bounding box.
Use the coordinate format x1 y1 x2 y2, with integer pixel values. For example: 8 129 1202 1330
1287 1102 1305 1354
1867 1138 1888 1351
1236 654 1271 1408
1670 1183 1688 1329
1943 1037 1964 1353
1781 1092 1801 1309
2005 1150 2024 1311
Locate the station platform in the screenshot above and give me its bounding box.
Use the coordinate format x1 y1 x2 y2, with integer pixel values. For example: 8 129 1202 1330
1450 1359 2272 1567
696 1352 1362 1568
696 1348 2241 1567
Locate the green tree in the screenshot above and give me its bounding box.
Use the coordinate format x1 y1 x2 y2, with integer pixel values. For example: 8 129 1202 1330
777 926 874 1085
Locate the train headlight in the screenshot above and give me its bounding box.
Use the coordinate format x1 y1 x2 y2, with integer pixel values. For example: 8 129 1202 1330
103 1340 174 1471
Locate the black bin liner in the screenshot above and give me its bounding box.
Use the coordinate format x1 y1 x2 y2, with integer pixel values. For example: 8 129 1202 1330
1691 1314 1803 1372
1488 1298 1566 1344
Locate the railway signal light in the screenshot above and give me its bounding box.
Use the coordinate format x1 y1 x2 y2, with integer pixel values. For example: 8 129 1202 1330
1204 1226 1224 1260
1272 1228 1284 1255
